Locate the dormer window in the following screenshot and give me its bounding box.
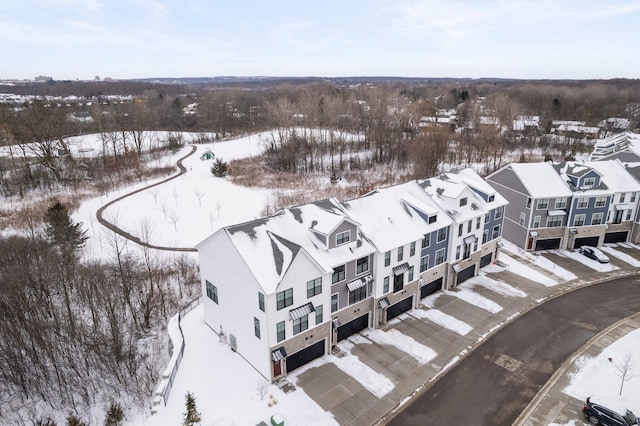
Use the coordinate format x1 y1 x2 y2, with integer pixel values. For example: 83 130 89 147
428 214 437 224
584 177 596 187
336 230 351 246
488 195 495 203
460 197 468 207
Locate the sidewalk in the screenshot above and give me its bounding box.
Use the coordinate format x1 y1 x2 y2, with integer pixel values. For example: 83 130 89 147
292 254 640 426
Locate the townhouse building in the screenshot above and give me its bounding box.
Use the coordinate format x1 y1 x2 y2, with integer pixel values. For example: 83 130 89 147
196 168 507 382
487 160 640 251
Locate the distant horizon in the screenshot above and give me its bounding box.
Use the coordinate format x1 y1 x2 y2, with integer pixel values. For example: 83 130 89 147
2 1 640 81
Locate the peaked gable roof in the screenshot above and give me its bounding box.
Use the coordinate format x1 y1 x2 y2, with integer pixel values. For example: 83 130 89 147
506 162 573 198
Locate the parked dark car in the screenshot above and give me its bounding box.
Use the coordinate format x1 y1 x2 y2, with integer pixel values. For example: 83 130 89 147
578 246 610 263
583 396 637 425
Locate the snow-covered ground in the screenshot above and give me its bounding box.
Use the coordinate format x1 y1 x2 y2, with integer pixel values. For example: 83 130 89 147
23 131 639 425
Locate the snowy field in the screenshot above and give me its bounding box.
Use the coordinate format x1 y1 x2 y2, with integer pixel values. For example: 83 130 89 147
27 131 640 425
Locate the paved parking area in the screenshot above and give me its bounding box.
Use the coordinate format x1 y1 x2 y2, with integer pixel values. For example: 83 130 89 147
291 245 640 426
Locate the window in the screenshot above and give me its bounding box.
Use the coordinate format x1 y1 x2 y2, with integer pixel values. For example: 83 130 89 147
547 215 563 227
410 241 416 256
574 214 586 226
422 234 431 248
476 217 481 230
631 193 637 202
336 230 350 245
293 315 309 335
494 206 503 220
420 255 429 272
526 197 532 208
384 251 391 267
537 198 549 210
349 285 367 304
435 248 445 265
488 195 495 202
356 256 369 274
458 224 463 237
456 245 461 260
258 292 265 312
393 273 403 293
519 212 526 226
576 198 588 209
594 196 606 208
473 240 478 252
315 305 323 325
591 213 603 225
307 277 322 298
254 317 260 339
467 220 472 233
482 230 488 244
460 197 468 207
397 246 404 262
437 227 447 243
620 193 626 202
484 212 490 223
276 321 285 342
408 266 414 282
331 294 338 313
332 265 345 283
428 215 437 224
383 276 390 293
492 225 501 240
533 215 541 228
584 177 596 187
276 288 293 310
555 198 567 209
206 280 218 304
626 210 632 221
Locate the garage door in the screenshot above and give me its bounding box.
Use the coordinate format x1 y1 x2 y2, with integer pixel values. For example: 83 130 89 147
286 339 325 373
480 253 493 268
604 231 628 243
574 236 599 248
420 277 443 299
456 265 476 285
535 238 561 251
387 296 413 321
337 314 369 342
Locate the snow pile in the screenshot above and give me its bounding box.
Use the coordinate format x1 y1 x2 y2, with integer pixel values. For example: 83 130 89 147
362 328 437 364
332 340 395 398
410 308 473 336
444 288 503 313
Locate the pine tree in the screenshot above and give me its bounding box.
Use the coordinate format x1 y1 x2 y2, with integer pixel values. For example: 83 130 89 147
183 391 202 426
104 401 125 426
210 158 229 177
44 200 89 257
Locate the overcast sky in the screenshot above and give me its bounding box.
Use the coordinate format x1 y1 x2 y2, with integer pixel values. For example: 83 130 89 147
2 0 640 81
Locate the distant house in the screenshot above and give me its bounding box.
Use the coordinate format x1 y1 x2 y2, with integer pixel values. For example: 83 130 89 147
551 120 600 140
196 169 507 381
599 117 631 136
512 116 540 134
590 132 640 162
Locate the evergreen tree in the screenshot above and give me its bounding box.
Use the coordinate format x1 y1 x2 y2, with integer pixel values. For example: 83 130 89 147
66 415 88 426
183 391 202 426
210 158 229 177
44 200 88 256
104 401 125 426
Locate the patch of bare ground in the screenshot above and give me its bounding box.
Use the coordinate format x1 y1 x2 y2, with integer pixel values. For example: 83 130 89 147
230 157 414 215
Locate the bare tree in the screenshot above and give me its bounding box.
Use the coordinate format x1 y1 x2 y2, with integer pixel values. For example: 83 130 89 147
615 352 636 396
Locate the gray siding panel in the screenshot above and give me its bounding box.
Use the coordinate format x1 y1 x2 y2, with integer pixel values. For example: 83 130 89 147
328 221 358 249
420 227 448 269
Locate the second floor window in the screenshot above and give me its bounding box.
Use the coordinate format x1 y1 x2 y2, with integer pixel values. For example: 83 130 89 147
331 294 338 313
420 255 429 272
410 241 416 256
547 215 563 227
494 206 503 220
397 246 404 261
276 321 285 342
293 315 309 335
519 212 526 226
595 196 607 208
591 213 604 225
555 198 567 209
574 214 586 226
384 251 391 267
254 317 260 339
492 225 501 240
336 230 350 245
258 292 265 312
435 248 445 265
533 216 541 228
357 256 369 274
383 276 390 293
276 288 293 310
422 234 430 248
332 265 345 283
349 285 367 304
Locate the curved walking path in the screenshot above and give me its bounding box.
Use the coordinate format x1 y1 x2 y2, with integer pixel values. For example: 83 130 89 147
96 145 198 252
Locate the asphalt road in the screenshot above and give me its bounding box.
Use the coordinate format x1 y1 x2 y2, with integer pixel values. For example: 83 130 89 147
388 275 640 426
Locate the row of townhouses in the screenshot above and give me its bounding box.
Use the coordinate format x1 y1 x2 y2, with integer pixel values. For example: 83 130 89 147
196 169 507 382
487 159 640 251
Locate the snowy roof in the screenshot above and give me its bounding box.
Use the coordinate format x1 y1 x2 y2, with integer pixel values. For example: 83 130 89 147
553 162 609 193
507 162 573 198
341 181 452 252
578 160 640 193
